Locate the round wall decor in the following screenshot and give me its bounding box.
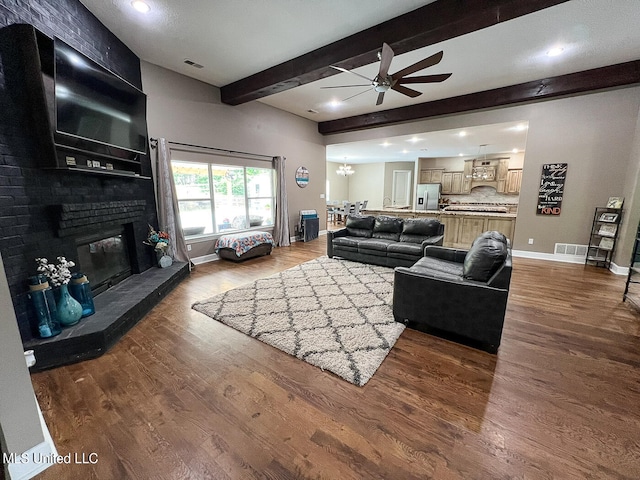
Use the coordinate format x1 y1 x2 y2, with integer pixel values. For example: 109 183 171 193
295 166 309 188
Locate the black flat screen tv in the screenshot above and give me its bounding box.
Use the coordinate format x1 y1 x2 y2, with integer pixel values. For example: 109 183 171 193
54 38 148 155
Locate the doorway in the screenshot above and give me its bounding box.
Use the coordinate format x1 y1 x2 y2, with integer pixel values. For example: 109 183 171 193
392 170 412 207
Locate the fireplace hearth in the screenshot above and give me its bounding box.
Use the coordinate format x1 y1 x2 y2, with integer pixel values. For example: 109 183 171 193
25 260 189 371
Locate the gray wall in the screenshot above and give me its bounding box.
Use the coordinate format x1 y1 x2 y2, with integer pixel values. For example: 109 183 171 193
141 61 327 258
324 87 640 265
0 252 44 458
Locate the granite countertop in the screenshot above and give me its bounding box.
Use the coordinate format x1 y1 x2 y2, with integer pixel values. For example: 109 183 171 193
366 208 517 218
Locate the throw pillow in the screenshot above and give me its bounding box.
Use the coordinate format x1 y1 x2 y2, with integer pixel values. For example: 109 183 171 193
463 236 508 282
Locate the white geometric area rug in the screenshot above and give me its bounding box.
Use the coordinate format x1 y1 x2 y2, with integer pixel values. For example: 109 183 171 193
192 256 405 386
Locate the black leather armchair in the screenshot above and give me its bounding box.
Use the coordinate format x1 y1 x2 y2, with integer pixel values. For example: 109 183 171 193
392 233 512 353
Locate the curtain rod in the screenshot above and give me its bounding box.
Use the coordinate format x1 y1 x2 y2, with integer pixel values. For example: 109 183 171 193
149 138 274 160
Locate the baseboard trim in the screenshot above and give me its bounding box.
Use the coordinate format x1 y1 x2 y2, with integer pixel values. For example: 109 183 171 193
191 253 219 265
5 401 57 480
512 250 626 275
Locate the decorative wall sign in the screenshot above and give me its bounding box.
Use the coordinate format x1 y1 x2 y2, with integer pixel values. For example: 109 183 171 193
295 166 309 188
537 163 568 215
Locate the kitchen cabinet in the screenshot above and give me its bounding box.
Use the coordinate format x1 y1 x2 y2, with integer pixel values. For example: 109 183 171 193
441 172 453 193
361 209 517 249
462 161 473 193
441 215 463 246
496 159 510 193
441 171 464 194
419 168 444 184
506 169 523 194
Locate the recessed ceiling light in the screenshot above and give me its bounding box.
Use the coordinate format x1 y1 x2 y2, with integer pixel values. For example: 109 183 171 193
131 1 151 13
402 149 409 154
328 100 341 108
512 124 528 131
380 142 391 147
458 131 467 137
458 153 464 156
512 148 519 153
407 137 421 143
546 47 564 57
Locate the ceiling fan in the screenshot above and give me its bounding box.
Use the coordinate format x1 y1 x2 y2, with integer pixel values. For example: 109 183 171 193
323 43 452 106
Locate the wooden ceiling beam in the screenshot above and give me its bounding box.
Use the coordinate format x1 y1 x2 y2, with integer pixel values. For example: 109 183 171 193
317 60 640 135
220 0 569 105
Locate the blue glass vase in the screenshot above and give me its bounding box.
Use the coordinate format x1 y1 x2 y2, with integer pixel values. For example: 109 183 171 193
69 273 95 318
28 275 61 338
55 283 83 326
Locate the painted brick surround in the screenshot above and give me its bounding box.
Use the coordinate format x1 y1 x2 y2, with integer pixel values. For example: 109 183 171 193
0 0 161 343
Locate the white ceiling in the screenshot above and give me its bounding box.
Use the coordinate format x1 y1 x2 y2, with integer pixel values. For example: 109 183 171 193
79 0 640 163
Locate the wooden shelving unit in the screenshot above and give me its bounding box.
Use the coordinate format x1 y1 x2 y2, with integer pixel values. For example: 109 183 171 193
585 205 623 268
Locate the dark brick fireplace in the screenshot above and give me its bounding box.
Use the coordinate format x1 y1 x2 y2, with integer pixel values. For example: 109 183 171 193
0 0 188 369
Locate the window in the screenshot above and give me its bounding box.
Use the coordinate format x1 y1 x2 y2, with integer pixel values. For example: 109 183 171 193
172 160 275 237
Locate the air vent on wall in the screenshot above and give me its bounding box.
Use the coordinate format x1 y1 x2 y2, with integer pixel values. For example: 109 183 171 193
184 59 204 69
555 243 588 257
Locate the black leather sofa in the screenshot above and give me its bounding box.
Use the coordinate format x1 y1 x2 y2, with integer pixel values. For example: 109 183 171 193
327 214 444 268
392 231 512 353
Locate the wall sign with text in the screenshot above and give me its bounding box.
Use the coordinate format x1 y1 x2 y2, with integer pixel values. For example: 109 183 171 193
537 163 568 215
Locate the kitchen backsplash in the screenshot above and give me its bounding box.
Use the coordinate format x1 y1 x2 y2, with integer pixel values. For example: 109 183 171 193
442 185 518 205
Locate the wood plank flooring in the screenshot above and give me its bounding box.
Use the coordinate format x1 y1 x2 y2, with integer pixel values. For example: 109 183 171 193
29 237 640 479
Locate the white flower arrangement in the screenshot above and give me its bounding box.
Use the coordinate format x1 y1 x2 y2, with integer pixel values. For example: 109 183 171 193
35 256 76 287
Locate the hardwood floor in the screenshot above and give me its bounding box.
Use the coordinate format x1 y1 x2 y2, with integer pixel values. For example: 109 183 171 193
30 237 640 479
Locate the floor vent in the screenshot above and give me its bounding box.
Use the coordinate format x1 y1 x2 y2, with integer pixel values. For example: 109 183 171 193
554 243 588 257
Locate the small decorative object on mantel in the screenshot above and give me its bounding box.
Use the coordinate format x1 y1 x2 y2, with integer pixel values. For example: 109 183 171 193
35 257 83 326
144 224 173 268
295 166 309 188
536 163 567 215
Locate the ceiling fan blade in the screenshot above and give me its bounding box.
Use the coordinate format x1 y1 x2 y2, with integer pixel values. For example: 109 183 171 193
330 65 374 83
391 51 444 80
320 85 371 89
377 43 394 78
391 84 422 98
341 88 374 102
376 92 385 106
397 73 452 84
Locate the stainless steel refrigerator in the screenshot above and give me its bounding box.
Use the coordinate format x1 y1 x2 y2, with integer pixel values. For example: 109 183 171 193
416 183 441 210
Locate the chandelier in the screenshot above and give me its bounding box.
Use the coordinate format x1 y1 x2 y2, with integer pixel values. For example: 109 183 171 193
336 163 355 176
465 144 493 180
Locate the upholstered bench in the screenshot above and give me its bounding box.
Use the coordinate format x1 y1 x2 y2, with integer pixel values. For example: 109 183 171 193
215 231 274 262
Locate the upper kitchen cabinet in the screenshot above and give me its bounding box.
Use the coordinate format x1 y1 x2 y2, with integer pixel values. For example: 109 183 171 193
441 171 464 194
506 169 523 194
419 168 444 183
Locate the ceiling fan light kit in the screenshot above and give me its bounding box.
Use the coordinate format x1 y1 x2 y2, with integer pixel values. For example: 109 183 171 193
324 43 452 106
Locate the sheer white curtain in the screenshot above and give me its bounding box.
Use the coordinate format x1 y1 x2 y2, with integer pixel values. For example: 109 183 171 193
156 138 192 264
273 156 290 246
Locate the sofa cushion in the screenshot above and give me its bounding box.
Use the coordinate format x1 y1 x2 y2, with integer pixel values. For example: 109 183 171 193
357 238 394 253
332 236 361 248
400 217 441 243
387 242 423 258
463 236 508 282
412 256 464 277
345 214 375 238
372 216 403 241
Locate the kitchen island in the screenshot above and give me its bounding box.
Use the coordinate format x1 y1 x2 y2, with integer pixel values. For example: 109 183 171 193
363 208 517 249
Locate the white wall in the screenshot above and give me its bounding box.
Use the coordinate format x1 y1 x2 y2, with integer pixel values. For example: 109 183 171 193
324 87 640 264
326 161 350 203
347 163 386 209
141 61 327 256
